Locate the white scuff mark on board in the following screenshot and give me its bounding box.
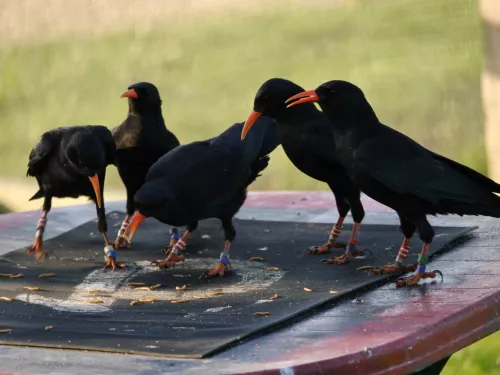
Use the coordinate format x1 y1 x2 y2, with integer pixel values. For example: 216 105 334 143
15 258 286 314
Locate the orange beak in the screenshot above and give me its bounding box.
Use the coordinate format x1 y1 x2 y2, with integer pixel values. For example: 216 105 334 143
285 89 319 108
241 110 262 140
123 211 146 242
88 175 102 209
120 88 138 99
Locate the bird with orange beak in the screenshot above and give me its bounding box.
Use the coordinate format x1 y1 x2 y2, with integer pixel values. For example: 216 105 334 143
241 78 368 266
112 82 181 253
285 80 500 286
27 125 117 267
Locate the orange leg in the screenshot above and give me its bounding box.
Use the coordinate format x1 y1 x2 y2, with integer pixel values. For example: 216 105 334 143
154 231 190 269
113 215 131 249
308 216 348 255
103 246 126 271
322 222 368 265
371 238 416 275
396 243 443 287
26 210 48 262
204 241 232 278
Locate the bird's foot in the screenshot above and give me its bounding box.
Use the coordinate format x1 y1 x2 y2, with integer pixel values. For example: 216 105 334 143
371 262 416 276
113 235 130 249
154 250 185 270
204 253 231 278
320 246 370 265
103 247 126 271
26 237 47 262
396 269 443 287
307 241 347 255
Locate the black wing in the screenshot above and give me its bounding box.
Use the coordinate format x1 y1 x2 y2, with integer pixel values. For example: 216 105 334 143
353 125 495 205
27 131 61 177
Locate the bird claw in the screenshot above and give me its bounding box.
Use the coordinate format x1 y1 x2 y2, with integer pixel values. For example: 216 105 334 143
307 241 347 255
307 244 332 255
204 262 230 278
371 263 416 276
103 258 126 272
153 260 175 269
321 253 350 265
26 238 47 262
113 236 130 249
396 269 443 287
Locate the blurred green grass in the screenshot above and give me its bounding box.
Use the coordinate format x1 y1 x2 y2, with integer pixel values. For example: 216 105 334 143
0 0 485 191
443 331 500 375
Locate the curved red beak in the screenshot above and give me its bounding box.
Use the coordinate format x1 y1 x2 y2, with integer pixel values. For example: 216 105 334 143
241 110 262 140
285 89 319 108
120 88 138 99
88 175 102 209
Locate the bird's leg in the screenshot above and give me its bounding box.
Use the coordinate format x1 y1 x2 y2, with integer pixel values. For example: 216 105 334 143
154 231 190 269
371 238 416 275
114 215 131 249
396 243 443 287
162 227 181 253
308 216 347 254
103 229 126 271
322 222 366 264
26 209 49 262
204 241 232 278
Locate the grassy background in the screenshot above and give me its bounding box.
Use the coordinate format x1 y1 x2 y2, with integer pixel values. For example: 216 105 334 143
0 0 499 372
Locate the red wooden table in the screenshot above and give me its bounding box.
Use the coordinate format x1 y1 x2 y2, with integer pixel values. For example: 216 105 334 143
0 191 498 375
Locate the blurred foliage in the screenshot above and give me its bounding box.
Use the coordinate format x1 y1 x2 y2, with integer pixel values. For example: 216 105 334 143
443 331 500 375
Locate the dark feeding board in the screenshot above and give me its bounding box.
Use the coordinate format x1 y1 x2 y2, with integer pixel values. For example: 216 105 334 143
0 212 475 358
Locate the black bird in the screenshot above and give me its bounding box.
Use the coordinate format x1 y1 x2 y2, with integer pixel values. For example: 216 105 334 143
286 80 500 286
121 117 279 278
27 126 116 265
112 82 180 252
241 78 367 265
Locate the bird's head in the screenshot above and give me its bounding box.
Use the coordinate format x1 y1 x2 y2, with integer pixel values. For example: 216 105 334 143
121 82 162 115
285 80 376 123
67 140 107 208
241 78 315 140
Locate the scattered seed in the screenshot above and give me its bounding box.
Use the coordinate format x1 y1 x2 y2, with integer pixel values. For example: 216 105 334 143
149 284 161 290
134 287 151 291
87 300 104 304
88 290 102 295
253 312 270 316
0 297 13 302
175 284 187 291
0 274 14 278
139 297 157 303
171 299 190 304
128 282 147 287
10 274 24 279
269 294 279 300
329 290 340 294
39 273 56 278
357 265 374 271
192 295 208 299
0 329 12 333
250 257 264 261
207 291 224 296
266 267 279 271
130 300 139 307
45 326 53 331
304 288 313 292
23 287 41 291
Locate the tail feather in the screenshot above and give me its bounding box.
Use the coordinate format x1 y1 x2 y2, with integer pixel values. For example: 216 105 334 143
29 189 44 201
431 152 500 193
